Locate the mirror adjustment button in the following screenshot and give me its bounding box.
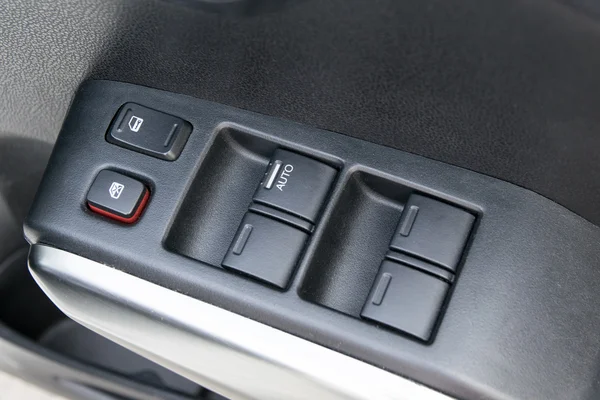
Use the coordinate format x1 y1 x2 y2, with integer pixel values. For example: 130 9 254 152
390 194 475 272
361 260 449 342
253 149 336 223
87 170 149 224
107 103 192 160
222 212 308 289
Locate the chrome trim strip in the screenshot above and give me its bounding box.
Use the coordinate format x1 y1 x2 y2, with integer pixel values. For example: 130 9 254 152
28 244 453 400
264 160 283 190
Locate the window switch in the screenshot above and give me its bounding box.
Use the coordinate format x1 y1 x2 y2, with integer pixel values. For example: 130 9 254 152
222 212 308 289
87 170 149 224
361 260 449 342
253 149 336 223
390 194 474 272
107 103 192 160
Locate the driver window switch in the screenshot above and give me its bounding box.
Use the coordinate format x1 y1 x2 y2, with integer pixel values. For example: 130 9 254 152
86 170 150 224
222 212 308 289
253 149 336 223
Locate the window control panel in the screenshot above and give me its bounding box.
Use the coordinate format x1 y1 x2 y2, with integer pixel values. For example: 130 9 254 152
107 103 192 160
29 80 593 400
59 90 477 351
254 149 337 223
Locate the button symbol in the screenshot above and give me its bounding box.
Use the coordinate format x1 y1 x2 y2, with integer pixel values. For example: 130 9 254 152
276 163 294 192
109 182 125 199
128 116 144 132
264 160 283 190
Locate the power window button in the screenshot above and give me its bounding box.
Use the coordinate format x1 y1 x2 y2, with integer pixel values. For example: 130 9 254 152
390 194 474 272
107 103 192 160
361 260 449 341
87 170 149 224
222 212 308 289
253 149 336 223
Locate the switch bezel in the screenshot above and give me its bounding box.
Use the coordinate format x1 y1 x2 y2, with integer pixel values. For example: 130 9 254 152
36 81 584 400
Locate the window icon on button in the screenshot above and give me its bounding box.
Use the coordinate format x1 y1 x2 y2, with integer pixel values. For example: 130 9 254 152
109 182 125 199
128 115 143 132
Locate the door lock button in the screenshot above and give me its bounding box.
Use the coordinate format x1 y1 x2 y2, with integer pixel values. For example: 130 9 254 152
87 170 149 224
253 149 336 223
107 103 192 160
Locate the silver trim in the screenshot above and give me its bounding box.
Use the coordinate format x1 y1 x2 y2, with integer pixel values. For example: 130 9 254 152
28 244 453 400
264 160 283 189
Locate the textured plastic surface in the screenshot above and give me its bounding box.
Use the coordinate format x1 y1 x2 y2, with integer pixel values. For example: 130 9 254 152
385 251 454 283
6 0 600 230
222 212 308 289
253 149 337 223
361 260 449 342
107 103 191 161
0 134 199 400
24 81 600 400
390 194 474 271
300 172 408 317
164 128 272 267
248 203 313 233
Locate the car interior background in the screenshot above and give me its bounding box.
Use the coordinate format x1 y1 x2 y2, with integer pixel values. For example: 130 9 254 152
2 0 600 399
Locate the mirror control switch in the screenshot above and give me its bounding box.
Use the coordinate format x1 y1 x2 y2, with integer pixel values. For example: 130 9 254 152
107 103 192 160
253 149 336 223
87 170 149 224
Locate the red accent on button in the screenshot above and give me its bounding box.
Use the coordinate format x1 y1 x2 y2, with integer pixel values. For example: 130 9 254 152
88 189 150 224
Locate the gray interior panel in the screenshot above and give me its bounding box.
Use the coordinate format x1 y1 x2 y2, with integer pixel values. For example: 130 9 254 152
3 0 600 225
